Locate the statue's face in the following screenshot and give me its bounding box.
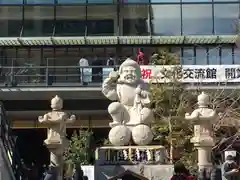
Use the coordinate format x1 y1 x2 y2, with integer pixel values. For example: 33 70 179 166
120 66 138 84
51 102 62 110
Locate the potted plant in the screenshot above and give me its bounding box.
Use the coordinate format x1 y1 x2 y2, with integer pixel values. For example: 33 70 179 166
64 129 94 179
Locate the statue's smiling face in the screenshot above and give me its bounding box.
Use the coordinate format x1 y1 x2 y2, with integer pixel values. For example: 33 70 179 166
121 66 138 84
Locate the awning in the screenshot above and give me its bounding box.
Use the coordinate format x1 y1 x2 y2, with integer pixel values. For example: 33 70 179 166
119 36 151 44
19 37 53 46
0 35 237 46
0 38 21 46
52 37 85 45
152 36 184 44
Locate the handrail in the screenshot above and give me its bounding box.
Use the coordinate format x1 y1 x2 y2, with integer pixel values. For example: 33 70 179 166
0 65 119 87
0 102 24 179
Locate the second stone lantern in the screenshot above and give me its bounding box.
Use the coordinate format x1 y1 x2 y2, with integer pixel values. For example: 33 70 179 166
185 92 218 171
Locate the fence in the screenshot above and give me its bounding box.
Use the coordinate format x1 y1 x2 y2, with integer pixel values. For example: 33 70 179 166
0 66 118 87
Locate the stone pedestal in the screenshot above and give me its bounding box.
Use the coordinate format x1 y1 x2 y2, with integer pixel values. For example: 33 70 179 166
95 145 172 180
185 92 218 171
197 146 212 169
95 145 168 165
38 95 76 180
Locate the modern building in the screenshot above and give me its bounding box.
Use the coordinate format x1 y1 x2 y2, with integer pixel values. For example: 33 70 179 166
0 0 239 178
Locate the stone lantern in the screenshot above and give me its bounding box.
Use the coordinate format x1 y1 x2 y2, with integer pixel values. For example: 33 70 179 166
38 95 76 180
185 92 218 171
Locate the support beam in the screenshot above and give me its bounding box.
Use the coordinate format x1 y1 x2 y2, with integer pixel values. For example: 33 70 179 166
11 119 111 128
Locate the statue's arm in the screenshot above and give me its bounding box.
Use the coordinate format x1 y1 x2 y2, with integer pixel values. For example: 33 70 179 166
38 114 50 123
102 77 118 101
139 83 151 106
66 114 76 124
185 111 199 121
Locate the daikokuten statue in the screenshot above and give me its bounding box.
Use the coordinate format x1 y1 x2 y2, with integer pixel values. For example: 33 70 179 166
102 58 154 146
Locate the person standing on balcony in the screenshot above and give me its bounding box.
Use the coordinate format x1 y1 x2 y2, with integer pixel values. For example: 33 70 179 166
106 55 116 66
79 56 89 85
137 48 149 65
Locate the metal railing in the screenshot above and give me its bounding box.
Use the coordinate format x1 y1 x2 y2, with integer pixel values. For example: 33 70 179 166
0 66 118 87
0 102 24 180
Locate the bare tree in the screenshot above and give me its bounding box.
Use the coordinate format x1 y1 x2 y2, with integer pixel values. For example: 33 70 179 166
150 49 240 174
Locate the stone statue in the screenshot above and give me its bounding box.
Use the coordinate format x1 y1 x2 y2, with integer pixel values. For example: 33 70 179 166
39 95 76 146
185 92 218 171
102 58 154 146
39 95 76 180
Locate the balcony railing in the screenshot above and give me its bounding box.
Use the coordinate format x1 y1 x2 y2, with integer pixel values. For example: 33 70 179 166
0 66 118 87
1 63 240 88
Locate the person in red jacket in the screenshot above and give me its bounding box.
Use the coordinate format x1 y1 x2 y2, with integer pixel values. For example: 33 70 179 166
170 162 196 180
137 48 149 65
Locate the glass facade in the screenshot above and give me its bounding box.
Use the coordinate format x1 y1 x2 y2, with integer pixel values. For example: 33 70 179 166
0 0 238 37
0 45 238 66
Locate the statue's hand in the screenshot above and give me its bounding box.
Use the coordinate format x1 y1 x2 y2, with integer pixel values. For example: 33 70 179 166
109 71 119 82
135 87 141 95
70 115 76 121
39 114 48 122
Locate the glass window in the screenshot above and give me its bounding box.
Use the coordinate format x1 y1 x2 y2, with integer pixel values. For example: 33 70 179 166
214 0 239 1
196 47 207 65
150 0 180 2
151 5 181 36
87 5 116 36
0 0 23 4
0 7 22 37
17 48 30 66
43 48 54 65
182 48 194 65
67 47 80 57
120 0 149 4
23 6 54 36
29 48 42 65
182 0 211 2
25 0 54 4
221 47 233 64
57 0 86 4
214 4 239 35
56 6 86 36
1 48 17 66
79 48 92 58
234 47 240 64
182 4 213 35
121 5 150 36
119 47 133 60
88 0 113 3
208 47 220 64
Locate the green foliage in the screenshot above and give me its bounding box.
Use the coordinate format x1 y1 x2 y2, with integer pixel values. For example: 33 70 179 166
64 129 93 165
150 49 180 65
150 50 197 172
103 138 111 146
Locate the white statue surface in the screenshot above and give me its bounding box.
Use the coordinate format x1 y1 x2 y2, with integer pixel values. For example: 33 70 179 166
38 95 75 179
102 58 154 146
185 92 217 146
38 95 76 146
185 92 219 170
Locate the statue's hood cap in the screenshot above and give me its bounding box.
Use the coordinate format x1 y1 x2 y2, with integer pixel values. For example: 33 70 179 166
119 58 141 73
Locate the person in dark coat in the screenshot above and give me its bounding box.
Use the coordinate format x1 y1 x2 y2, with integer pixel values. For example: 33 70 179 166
170 162 196 180
222 155 240 180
